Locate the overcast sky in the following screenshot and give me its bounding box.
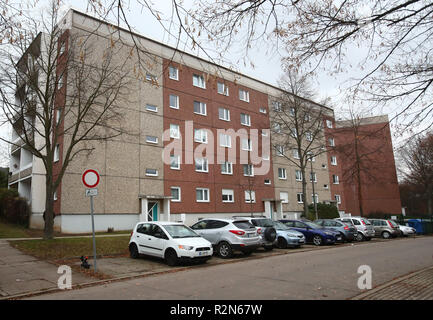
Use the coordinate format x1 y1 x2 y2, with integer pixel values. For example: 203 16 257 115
0 0 410 167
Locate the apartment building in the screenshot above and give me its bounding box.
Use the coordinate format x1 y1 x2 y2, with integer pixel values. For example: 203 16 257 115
8 9 401 233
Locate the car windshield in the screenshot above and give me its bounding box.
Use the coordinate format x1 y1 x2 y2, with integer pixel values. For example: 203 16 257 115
273 221 290 230
304 221 321 229
253 219 275 227
163 225 200 238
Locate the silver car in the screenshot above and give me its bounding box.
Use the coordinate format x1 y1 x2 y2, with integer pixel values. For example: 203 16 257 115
233 216 277 250
369 219 401 238
336 216 375 241
190 218 261 258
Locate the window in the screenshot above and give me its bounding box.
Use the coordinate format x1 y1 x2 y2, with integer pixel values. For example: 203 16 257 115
240 113 251 126
304 113 311 122
326 120 333 128
171 187 181 202
59 41 66 56
280 192 289 203
146 104 158 112
194 129 208 143
146 135 158 144
276 145 284 156
243 164 254 176
312 193 319 203
332 174 339 184
58 74 64 89
261 129 268 137
331 156 337 165
146 73 157 82
195 158 209 172
170 155 180 170
335 194 341 204
278 168 287 179
54 144 60 162
264 179 271 185
242 139 252 151
145 168 158 176
193 74 206 88
295 170 303 181
170 124 180 139
169 94 179 109
196 188 210 202
218 107 230 121
272 101 282 111
259 107 267 114
291 128 298 138
297 193 304 203
292 149 300 159
289 107 295 116
310 172 317 182
53 190 58 201
245 190 256 203
328 137 335 146
273 123 281 133
217 82 229 96
221 161 233 175
306 132 313 141
239 89 249 102
194 101 207 115
307 152 315 161
222 189 234 203
169 66 178 80
56 109 62 125
219 133 231 148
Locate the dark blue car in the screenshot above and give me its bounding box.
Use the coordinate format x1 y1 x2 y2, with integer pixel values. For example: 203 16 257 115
279 219 341 246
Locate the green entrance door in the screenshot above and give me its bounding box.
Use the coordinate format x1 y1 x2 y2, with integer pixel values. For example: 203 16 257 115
147 202 158 221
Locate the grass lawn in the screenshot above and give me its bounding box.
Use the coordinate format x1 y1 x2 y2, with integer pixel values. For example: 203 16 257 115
10 236 131 260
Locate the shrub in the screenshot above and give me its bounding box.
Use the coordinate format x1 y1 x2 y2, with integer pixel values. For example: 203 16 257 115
308 203 339 220
0 188 30 227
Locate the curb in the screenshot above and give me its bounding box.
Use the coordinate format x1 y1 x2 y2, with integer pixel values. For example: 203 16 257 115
350 265 433 300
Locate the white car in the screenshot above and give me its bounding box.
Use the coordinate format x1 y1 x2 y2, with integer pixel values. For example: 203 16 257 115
397 223 416 236
129 221 213 266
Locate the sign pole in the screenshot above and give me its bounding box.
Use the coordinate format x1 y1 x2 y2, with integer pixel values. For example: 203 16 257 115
90 195 97 272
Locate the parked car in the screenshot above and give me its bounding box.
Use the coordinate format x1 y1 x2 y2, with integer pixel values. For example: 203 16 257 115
391 220 416 236
336 217 375 241
190 218 261 258
233 216 277 250
368 219 401 239
272 221 306 248
279 219 341 246
237 216 305 249
315 219 358 242
129 221 213 266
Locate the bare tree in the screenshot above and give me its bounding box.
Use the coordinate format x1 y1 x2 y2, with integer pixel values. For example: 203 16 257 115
400 131 433 217
189 0 433 135
270 71 327 217
0 2 130 238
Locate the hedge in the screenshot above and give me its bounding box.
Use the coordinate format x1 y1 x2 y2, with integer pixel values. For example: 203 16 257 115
0 188 30 227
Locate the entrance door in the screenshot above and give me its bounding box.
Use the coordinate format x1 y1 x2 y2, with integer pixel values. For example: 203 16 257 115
147 202 158 221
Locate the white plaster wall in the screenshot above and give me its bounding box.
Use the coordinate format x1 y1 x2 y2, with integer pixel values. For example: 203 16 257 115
60 214 140 233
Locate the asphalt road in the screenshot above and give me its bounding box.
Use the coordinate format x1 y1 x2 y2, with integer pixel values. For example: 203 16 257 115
29 236 433 300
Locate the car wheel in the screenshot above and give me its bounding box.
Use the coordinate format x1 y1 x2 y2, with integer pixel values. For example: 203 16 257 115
356 233 365 241
313 235 323 246
129 243 139 259
264 245 274 251
277 237 288 249
264 227 277 242
382 231 391 239
165 249 179 266
217 241 233 259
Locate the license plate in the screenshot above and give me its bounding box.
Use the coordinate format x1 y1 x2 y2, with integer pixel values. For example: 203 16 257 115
336 237 342 240
198 251 208 256
299 239 304 243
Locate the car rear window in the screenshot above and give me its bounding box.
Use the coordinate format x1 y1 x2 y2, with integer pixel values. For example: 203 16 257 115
233 221 255 230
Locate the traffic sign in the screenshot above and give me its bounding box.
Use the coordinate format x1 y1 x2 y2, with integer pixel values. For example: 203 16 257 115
85 188 98 197
82 169 100 188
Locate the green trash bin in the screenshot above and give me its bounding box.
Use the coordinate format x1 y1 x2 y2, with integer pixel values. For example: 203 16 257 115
422 221 433 234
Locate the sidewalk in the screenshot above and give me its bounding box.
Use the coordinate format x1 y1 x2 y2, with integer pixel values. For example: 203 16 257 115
351 265 433 300
0 240 91 298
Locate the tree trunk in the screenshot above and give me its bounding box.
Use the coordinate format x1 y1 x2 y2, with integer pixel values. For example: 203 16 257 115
301 168 308 217
43 177 54 239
